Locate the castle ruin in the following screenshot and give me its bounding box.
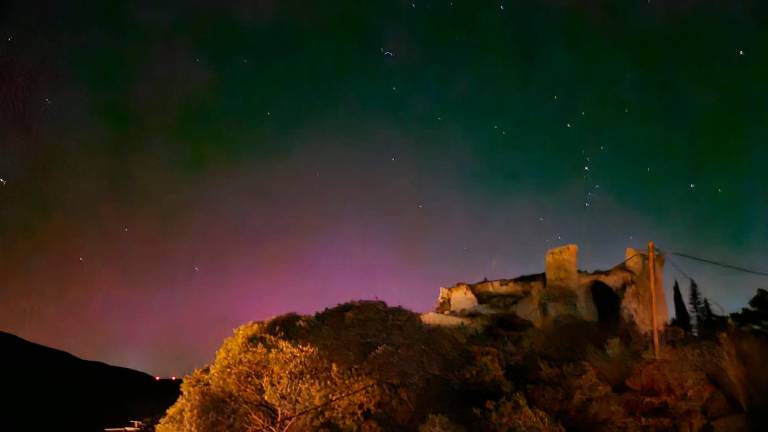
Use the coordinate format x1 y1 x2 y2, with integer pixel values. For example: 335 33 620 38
422 244 668 334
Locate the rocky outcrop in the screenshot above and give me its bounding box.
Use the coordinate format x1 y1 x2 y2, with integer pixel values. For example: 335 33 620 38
423 244 668 334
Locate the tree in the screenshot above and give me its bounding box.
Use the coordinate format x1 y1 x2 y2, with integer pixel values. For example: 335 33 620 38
731 288 768 335
156 302 469 431
671 281 691 333
156 332 380 432
688 280 703 334
698 298 727 339
748 288 768 313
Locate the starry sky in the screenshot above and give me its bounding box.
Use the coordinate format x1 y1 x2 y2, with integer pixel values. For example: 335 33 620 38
1 0 767 376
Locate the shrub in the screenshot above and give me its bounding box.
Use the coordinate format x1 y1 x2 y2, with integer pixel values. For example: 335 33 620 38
418 414 465 432
712 331 768 428
157 302 469 431
476 393 564 432
157 331 379 432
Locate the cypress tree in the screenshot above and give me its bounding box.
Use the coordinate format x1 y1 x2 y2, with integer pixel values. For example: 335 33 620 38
702 298 714 320
689 279 703 334
672 280 691 332
699 298 723 338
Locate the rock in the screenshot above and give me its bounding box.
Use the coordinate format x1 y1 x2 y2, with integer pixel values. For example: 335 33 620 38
439 284 478 313
420 312 482 331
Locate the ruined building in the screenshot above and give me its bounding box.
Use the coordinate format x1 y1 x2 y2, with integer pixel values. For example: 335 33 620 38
421 244 667 334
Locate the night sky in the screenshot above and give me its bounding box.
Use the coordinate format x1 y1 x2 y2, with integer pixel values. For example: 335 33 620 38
1 1 767 376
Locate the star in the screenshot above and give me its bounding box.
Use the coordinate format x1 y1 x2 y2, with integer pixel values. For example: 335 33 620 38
567 123 572 128
79 257 84 262
194 266 200 272
417 204 423 209
739 49 744 56
0 178 6 185
690 183 696 189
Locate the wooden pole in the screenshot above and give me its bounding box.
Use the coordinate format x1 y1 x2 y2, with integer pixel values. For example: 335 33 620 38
648 241 659 359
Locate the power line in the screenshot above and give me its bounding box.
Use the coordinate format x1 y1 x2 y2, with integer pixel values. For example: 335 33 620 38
667 251 768 277
663 255 728 315
617 252 641 268
666 256 693 281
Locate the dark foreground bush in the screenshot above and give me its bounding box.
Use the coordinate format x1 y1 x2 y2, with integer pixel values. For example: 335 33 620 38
158 301 768 431
158 302 495 431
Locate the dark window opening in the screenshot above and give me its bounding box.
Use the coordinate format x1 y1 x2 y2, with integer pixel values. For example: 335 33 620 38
591 281 620 326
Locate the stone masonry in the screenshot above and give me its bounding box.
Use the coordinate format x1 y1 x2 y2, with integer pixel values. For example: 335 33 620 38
421 244 668 334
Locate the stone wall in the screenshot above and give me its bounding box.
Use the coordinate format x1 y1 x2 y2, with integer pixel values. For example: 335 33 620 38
621 248 668 333
424 244 667 334
545 244 579 291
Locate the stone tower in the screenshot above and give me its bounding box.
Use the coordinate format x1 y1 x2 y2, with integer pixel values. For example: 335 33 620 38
623 247 668 333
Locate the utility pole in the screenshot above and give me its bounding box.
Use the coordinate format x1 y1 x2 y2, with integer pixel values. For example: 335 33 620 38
648 241 659 360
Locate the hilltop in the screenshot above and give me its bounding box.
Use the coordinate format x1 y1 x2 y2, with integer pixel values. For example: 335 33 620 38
157 245 768 431
157 301 767 431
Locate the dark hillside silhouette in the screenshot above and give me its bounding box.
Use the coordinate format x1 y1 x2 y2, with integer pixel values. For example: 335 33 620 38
0 331 180 431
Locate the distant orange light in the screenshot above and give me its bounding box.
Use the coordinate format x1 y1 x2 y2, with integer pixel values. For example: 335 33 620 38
171 376 176 380
155 376 160 381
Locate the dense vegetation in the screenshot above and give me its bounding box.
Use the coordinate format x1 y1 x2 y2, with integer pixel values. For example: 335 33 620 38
158 288 768 431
